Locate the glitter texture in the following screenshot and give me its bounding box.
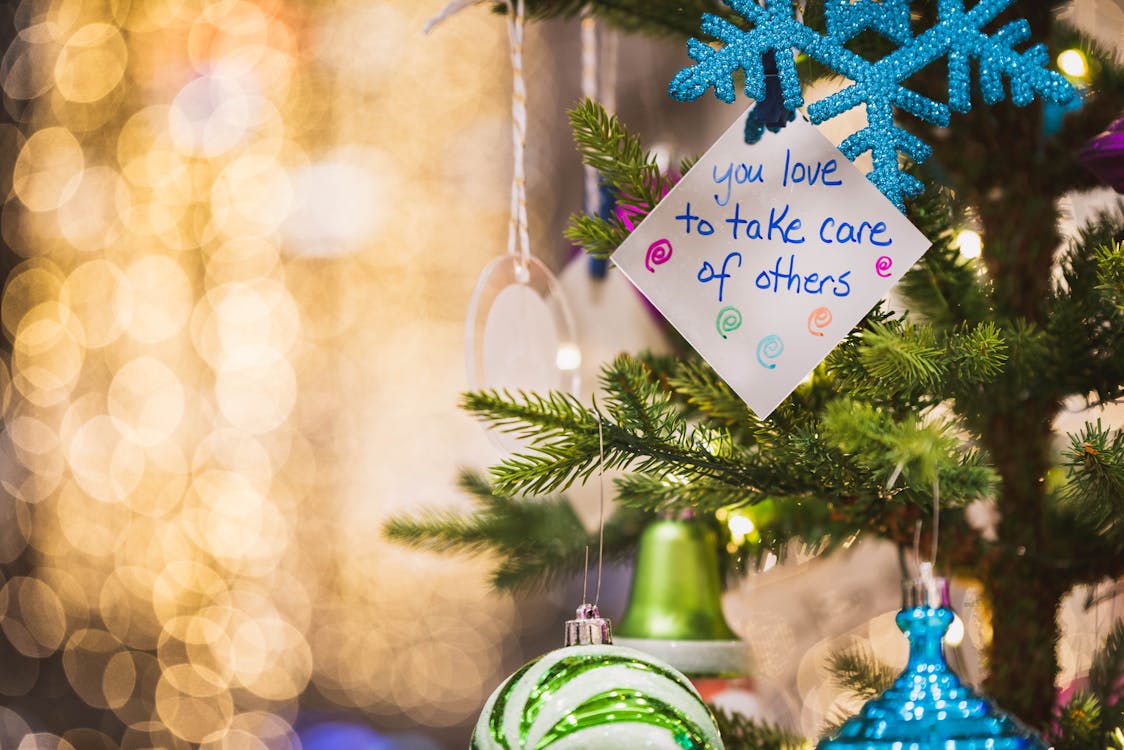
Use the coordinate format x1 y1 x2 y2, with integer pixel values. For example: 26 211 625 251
669 0 1077 209
818 605 1047 750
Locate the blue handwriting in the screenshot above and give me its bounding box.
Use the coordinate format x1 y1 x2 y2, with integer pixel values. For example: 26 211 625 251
754 254 851 297
697 251 743 302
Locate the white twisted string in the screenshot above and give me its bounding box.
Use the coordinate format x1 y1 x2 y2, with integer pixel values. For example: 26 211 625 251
506 0 531 266
580 6 600 217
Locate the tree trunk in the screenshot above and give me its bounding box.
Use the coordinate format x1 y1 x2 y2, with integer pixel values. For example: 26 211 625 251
977 404 1064 728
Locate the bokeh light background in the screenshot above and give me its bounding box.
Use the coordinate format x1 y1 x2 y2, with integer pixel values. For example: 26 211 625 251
0 0 531 746
0 0 1120 748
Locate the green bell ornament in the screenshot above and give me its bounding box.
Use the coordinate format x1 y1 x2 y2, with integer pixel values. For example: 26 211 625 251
615 517 755 714
471 603 725 750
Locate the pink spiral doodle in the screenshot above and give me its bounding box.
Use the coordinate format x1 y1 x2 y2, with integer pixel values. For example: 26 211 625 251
807 306 832 337
645 239 673 272
875 255 893 277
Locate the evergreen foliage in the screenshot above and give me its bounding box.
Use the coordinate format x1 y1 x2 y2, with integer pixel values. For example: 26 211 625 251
385 471 650 591
389 0 1124 734
1052 622 1124 750
710 708 806 750
827 645 898 700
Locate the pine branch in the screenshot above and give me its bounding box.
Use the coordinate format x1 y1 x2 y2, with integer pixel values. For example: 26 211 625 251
897 186 990 329
1097 239 1124 309
712 708 805 750
613 472 753 513
1049 216 1124 403
464 356 760 497
565 213 630 259
668 358 758 432
1061 420 1124 546
828 645 897 700
565 100 674 257
1089 620 1124 705
946 321 1009 387
1054 692 1106 750
856 320 947 397
461 389 597 441
384 470 650 591
820 398 996 498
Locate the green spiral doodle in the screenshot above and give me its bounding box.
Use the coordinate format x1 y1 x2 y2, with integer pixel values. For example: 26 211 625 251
716 306 743 339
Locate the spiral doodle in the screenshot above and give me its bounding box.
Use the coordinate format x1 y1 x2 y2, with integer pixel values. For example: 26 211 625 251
875 255 893 277
645 238 673 272
715 306 743 339
807 306 832 337
756 334 784 370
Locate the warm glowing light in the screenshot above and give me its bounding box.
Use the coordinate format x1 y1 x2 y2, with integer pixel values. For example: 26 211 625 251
169 67 265 157
0 0 513 740
727 513 756 542
282 150 392 257
1057 49 1088 79
12 127 85 212
945 613 966 647
954 229 983 259
556 341 582 371
54 24 128 104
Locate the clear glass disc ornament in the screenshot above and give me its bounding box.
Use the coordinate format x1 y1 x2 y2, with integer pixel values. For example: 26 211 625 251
466 255 580 446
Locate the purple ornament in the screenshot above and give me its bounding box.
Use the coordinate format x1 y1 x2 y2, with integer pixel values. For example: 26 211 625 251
1079 116 1124 193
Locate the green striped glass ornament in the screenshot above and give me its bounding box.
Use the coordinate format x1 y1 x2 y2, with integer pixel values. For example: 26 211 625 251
471 605 725 750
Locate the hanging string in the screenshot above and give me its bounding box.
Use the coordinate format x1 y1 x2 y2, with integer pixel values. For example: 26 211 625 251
423 0 483 33
582 544 590 605
930 476 940 567
600 28 618 116
594 416 606 606
580 6 600 218
505 0 531 268
897 464 939 575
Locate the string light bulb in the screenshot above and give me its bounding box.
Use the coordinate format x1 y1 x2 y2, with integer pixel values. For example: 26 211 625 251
1057 49 1088 80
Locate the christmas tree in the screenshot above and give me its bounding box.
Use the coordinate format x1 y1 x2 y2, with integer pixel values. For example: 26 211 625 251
390 0 1124 745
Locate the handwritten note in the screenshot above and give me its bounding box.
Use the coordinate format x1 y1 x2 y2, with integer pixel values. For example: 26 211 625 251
611 112 931 419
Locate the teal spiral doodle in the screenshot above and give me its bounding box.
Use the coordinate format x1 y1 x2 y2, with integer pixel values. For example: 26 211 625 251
716 306 742 339
756 334 784 369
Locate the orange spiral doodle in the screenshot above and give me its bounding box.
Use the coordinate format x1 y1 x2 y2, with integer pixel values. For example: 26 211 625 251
645 238 673 272
807 306 832 336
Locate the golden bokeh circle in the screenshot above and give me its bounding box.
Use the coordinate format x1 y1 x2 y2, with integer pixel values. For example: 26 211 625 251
57 166 130 251
108 356 185 446
60 259 133 348
154 668 234 743
0 576 67 658
123 255 193 344
2 259 66 340
66 414 145 503
54 23 128 104
1 23 64 101
62 628 126 709
12 126 85 212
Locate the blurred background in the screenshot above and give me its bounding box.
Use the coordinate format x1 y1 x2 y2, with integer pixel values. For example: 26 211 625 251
0 0 1119 748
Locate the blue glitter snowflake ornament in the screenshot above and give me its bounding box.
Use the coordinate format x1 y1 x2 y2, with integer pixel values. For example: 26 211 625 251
670 0 1078 209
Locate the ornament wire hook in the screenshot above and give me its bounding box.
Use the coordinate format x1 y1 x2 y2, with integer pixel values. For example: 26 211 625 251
930 476 940 568
595 413 606 607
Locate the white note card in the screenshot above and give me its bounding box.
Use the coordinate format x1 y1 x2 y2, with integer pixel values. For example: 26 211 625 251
611 111 932 419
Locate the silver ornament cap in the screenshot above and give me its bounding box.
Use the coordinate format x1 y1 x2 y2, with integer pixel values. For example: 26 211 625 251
564 603 612 646
901 561 950 609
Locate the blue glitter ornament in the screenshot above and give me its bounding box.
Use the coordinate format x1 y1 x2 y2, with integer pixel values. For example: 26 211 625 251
818 573 1046 750
669 0 1078 209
